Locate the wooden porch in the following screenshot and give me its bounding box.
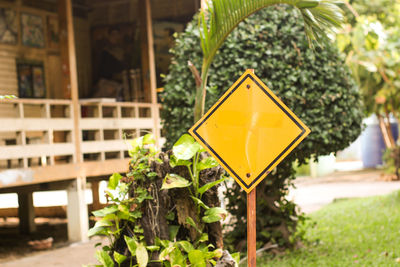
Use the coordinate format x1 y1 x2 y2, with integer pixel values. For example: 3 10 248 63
0 0 199 242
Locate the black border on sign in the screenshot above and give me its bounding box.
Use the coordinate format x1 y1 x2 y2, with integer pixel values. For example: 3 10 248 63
192 74 306 189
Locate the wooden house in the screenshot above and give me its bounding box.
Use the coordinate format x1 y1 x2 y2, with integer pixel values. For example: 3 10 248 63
0 0 201 242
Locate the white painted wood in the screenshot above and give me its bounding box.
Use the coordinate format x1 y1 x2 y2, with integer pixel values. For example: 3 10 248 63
0 159 130 188
0 118 74 132
0 143 75 159
81 140 132 154
79 118 154 130
66 177 88 242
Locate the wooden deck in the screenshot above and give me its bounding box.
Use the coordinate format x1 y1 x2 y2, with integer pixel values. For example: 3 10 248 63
0 98 163 241
0 98 163 190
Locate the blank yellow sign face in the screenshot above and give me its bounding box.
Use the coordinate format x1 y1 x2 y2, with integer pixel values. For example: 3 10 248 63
189 70 310 193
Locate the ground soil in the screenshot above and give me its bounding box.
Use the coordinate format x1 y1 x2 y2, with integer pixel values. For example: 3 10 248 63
1 169 400 266
0 218 70 263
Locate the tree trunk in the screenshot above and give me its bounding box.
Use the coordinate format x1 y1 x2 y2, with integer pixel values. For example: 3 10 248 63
115 152 225 266
377 113 395 149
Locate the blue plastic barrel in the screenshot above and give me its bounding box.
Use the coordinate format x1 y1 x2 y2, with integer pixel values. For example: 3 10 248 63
361 117 398 168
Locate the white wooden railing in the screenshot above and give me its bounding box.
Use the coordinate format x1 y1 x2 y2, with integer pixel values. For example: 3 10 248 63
0 98 162 173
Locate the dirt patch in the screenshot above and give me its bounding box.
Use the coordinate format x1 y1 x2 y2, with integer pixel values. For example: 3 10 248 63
0 217 70 263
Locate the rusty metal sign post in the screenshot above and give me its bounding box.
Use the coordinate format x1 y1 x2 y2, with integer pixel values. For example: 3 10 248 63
189 69 310 266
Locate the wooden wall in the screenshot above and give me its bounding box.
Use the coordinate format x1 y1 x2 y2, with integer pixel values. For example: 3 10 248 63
0 0 199 102
0 0 91 100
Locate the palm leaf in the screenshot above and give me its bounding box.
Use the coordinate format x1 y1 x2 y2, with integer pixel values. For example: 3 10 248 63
200 0 344 71
193 0 344 121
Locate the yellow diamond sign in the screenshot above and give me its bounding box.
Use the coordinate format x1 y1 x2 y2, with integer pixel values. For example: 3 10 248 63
189 70 311 193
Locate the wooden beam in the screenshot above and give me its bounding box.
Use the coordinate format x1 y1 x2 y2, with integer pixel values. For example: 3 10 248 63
58 0 71 99
91 181 101 211
0 159 130 190
65 0 82 163
139 1 151 103
0 180 74 194
0 204 108 218
0 118 73 132
0 143 75 160
18 192 36 234
144 0 161 146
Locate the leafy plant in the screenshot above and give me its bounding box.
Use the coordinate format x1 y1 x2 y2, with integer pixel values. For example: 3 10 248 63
88 134 236 266
164 134 227 229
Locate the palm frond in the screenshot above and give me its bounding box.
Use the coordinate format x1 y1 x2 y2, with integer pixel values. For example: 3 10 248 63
199 0 344 71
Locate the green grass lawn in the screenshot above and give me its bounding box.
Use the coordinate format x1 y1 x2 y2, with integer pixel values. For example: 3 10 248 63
258 191 400 266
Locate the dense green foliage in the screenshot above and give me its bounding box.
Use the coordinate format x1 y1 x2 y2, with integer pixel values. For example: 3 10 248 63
88 134 237 266
258 191 400 266
161 5 363 249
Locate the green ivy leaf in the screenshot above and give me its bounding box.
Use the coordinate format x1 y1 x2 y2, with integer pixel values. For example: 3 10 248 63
156 237 170 248
202 207 227 223
177 241 194 253
231 252 241 264
130 136 143 152
159 246 175 261
190 196 209 210
136 188 153 203
124 235 137 256
186 217 202 233
113 251 127 265
93 218 113 228
197 233 208 243
146 245 160 252
165 211 175 221
169 246 186 267
104 190 115 200
169 225 180 240
188 250 206 267
136 243 149 267
88 226 107 237
172 134 202 160
143 133 155 144
161 174 191 190
95 250 114 267
92 205 118 217
205 248 223 260
198 177 225 195
170 155 192 168
130 210 142 219
197 157 219 171
108 173 122 190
